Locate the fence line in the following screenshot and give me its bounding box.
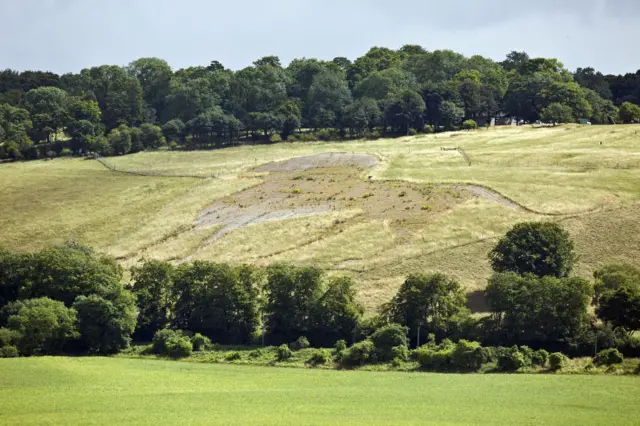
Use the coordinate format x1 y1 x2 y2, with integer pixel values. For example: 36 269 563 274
95 155 213 179
457 147 472 166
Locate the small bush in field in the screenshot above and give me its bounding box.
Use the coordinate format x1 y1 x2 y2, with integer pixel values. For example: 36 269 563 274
391 345 409 362
423 125 434 134
277 344 293 361
226 351 242 361
0 345 18 358
341 340 375 366
451 340 485 371
308 349 330 365
370 324 408 362
335 340 347 353
549 352 568 371
497 346 530 371
408 128 418 136
270 134 282 143
462 120 478 130
152 329 181 354
594 348 624 366
532 349 549 367
152 329 191 358
290 336 310 351
165 336 192 359
415 346 452 370
191 333 211 352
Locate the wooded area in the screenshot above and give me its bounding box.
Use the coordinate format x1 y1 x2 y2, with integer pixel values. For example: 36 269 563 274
2 47 640 160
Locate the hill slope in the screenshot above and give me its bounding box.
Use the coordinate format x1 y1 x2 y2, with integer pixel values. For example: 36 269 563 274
1 125 639 311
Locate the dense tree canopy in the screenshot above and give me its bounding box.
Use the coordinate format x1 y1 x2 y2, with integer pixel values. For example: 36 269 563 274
489 222 576 278
2 46 636 161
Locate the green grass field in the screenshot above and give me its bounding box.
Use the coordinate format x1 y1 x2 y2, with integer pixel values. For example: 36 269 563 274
1 125 639 310
1 357 639 425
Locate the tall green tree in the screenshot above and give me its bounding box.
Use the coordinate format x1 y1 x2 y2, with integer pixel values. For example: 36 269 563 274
310 277 363 346
80 65 143 130
127 57 173 120
73 285 138 354
381 273 469 345
485 272 593 346
264 264 324 345
489 222 576 278
131 260 175 341
2 297 78 356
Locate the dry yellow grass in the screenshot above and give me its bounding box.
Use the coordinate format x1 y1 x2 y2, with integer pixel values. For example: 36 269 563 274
2 125 640 311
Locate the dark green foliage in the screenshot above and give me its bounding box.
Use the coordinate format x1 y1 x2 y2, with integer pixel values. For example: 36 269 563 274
310 276 362 347
597 286 640 333
594 348 624 366
2 298 78 356
308 349 330 365
264 264 323 345
191 333 211 352
370 324 408 362
391 345 409 362
532 349 549 367
414 345 453 370
462 119 478 130
549 352 568 371
489 222 576 278
276 344 293 361
290 336 310 351
0 345 18 358
381 273 469 344
354 315 388 342
172 262 260 344
73 287 138 354
165 336 192 359
335 339 347 353
540 103 574 124
451 340 485 370
0 327 18 347
485 272 592 346
0 46 629 161
226 351 242 361
341 340 375 366
593 264 640 301
1 241 123 308
497 346 530 371
248 348 264 359
152 329 182 354
131 260 174 341
151 328 192 358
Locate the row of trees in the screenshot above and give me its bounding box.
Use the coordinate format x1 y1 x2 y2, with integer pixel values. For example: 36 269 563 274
1 221 639 359
3 48 639 160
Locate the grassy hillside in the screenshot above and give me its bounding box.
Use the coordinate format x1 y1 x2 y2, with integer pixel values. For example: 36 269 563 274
1 125 639 311
1 357 638 425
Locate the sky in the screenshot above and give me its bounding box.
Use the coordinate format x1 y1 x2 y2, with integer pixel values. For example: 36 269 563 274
1 0 638 75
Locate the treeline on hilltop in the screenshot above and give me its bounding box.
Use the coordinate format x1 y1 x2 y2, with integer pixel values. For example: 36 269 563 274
2 47 640 161
1 222 640 374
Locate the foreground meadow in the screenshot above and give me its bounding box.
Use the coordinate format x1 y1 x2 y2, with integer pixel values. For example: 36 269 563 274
1 125 639 310
0 357 639 425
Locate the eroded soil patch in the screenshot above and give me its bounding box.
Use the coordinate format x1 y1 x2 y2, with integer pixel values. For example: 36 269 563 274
196 167 474 249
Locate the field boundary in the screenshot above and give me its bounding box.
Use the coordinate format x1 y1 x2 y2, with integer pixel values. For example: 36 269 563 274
95 155 212 179
457 147 472 166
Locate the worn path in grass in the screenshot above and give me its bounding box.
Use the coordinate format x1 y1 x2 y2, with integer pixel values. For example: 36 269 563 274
1 357 639 426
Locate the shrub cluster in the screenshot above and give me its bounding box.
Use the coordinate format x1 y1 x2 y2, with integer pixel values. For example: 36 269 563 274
152 329 193 359
0 243 136 357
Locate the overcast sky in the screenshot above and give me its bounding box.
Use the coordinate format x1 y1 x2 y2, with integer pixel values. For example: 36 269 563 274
1 0 638 75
